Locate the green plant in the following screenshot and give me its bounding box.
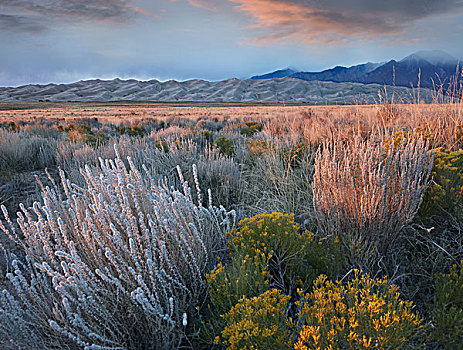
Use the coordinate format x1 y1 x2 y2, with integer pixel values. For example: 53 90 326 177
420 148 463 220
9 121 18 132
203 130 214 144
95 129 108 143
283 142 309 168
432 261 463 348
156 140 169 153
295 271 423 350
219 289 294 350
215 136 234 157
201 213 333 346
246 139 271 156
228 212 330 292
128 125 144 137
239 121 263 137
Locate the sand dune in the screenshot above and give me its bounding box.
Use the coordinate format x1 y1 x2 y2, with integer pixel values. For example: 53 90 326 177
0 77 431 103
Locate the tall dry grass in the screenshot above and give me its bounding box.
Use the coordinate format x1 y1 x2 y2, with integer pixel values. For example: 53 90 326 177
312 135 433 273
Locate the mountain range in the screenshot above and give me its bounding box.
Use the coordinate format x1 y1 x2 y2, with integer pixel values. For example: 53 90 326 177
252 50 461 89
0 50 458 103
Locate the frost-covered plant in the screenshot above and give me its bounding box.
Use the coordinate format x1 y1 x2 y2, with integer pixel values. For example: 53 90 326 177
0 129 56 179
312 135 433 272
0 145 235 349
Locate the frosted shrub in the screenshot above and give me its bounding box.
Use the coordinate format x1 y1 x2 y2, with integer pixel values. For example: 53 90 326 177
0 146 234 349
0 129 56 177
312 135 433 272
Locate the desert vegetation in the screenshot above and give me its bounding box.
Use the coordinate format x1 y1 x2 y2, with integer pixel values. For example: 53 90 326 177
1 87 463 349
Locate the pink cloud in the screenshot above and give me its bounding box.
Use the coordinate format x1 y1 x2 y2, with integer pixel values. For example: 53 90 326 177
134 7 152 15
229 0 463 44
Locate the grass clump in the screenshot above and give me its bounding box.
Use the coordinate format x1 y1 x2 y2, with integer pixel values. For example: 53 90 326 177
313 136 433 273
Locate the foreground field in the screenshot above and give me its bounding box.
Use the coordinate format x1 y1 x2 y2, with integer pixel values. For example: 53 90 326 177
1 100 463 349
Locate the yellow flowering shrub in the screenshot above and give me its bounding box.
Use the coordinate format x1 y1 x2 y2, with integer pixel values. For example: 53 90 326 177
220 289 295 350
432 261 463 348
205 256 270 318
385 129 433 157
246 139 272 156
294 271 422 350
420 148 463 219
202 212 332 345
227 212 330 291
239 121 263 137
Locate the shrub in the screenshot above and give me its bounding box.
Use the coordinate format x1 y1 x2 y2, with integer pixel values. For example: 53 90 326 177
432 261 463 348
0 146 235 349
0 129 56 179
156 140 169 153
294 271 423 350
201 213 332 345
9 121 18 132
239 121 263 137
313 136 433 272
420 148 463 220
203 130 214 144
227 212 330 292
95 130 108 144
219 289 294 350
215 136 234 157
66 124 99 144
204 248 271 326
246 139 272 157
128 125 144 137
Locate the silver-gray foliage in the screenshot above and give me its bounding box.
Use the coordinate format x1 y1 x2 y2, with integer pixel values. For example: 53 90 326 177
0 145 235 349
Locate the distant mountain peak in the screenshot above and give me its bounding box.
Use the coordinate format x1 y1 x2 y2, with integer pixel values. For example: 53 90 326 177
401 50 458 65
251 68 298 80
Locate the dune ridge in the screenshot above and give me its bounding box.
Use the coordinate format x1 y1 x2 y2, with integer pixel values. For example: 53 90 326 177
0 77 431 103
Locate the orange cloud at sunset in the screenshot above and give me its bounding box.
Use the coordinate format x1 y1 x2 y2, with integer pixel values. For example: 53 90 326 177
134 7 152 15
229 0 463 43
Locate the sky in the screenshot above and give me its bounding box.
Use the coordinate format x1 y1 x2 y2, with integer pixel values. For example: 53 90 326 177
1 0 463 86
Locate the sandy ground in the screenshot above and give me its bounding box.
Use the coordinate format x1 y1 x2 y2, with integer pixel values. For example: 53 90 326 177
0 101 396 124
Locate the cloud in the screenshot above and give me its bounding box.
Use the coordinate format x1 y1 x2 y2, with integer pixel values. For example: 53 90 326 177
168 0 218 11
230 0 463 43
0 13 47 32
0 0 143 32
134 7 152 15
